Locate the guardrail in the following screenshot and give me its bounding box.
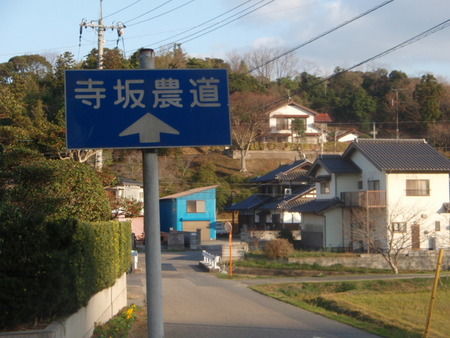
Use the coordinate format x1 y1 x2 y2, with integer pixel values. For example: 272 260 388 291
200 250 221 271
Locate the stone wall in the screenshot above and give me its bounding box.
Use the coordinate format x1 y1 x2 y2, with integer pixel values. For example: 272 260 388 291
288 250 450 271
220 243 249 262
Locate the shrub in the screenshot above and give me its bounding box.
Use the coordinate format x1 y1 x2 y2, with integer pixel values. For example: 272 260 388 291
278 228 294 243
263 239 294 259
1 155 111 222
0 216 131 330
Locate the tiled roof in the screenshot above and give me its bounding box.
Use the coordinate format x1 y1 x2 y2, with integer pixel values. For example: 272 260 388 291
344 139 450 172
290 198 342 213
252 160 311 183
309 154 361 176
117 176 143 187
258 185 315 210
161 185 218 199
314 113 332 123
267 100 322 116
226 194 271 211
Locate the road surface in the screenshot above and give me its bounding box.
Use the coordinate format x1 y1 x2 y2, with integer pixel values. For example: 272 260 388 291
161 251 378 338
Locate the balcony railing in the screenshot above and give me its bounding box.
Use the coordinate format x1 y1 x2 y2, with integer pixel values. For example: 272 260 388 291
341 190 386 208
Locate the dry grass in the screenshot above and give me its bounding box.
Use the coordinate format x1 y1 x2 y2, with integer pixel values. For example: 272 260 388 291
253 277 450 338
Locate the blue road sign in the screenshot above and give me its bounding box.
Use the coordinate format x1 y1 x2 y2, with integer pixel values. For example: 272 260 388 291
65 69 230 149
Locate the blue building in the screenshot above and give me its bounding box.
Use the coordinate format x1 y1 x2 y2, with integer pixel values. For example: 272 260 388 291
160 185 218 240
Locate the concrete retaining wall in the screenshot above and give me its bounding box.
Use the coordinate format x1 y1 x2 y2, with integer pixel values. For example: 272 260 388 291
288 250 450 271
230 150 302 160
220 243 249 262
1 273 127 338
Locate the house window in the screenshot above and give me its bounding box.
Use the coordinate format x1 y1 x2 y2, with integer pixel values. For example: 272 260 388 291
435 221 441 231
406 179 430 196
368 180 380 190
187 200 206 213
392 222 407 233
320 181 330 194
357 181 363 190
276 118 289 130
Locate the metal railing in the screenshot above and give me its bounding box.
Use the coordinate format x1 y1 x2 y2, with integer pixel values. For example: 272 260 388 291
341 190 386 208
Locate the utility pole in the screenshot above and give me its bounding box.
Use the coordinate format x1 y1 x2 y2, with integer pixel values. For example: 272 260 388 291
392 89 400 139
370 122 377 139
79 0 126 169
391 88 406 140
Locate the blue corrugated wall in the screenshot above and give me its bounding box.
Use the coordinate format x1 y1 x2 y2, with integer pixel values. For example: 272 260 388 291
159 188 217 239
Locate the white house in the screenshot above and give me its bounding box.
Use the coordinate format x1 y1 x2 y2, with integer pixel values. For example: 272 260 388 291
108 177 144 203
296 139 450 251
336 129 360 143
266 100 332 144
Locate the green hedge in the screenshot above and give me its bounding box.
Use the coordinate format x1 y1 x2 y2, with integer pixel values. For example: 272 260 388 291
0 215 131 330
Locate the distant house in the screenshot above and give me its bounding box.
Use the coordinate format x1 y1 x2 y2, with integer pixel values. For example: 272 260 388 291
266 100 332 144
107 177 144 203
228 160 315 239
335 129 361 143
159 185 218 241
298 139 450 251
107 177 145 238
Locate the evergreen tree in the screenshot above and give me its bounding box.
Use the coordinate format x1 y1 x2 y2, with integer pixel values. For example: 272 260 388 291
414 74 443 124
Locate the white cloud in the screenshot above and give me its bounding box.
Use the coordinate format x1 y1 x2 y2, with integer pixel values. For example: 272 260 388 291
251 36 285 49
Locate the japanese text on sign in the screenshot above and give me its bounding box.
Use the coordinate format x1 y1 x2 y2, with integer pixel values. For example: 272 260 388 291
73 76 222 110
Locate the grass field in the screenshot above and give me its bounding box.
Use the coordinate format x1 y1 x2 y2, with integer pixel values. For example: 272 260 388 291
252 277 450 337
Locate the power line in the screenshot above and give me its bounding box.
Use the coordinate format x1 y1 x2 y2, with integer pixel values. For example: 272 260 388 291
319 18 450 85
145 0 255 48
103 0 143 19
126 0 195 27
124 0 176 24
157 0 274 51
247 0 395 74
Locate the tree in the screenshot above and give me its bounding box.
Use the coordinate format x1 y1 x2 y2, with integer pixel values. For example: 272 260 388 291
245 47 299 82
82 48 129 69
230 92 278 172
0 150 111 222
291 118 306 142
111 197 143 218
351 204 446 274
414 74 443 125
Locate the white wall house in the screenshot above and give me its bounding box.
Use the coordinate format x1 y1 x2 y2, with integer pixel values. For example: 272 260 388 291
109 177 144 203
336 130 360 143
266 101 332 144
297 139 450 251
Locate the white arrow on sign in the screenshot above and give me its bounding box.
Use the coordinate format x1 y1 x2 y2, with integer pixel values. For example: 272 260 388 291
119 113 180 143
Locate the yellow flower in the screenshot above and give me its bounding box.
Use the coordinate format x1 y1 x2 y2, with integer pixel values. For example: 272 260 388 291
125 306 134 320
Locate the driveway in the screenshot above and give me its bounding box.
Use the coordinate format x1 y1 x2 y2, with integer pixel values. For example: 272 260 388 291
161 251 378 338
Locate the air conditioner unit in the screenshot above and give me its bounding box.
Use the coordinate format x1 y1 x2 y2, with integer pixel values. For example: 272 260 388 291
284 188 292 195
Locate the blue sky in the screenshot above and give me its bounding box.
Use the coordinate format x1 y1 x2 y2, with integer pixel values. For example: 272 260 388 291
1 0 449 81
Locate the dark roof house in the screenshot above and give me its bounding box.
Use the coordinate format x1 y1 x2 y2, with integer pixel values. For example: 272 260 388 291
343 139 450 172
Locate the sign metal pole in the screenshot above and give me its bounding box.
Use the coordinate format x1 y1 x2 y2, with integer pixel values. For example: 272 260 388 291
140 48 164 338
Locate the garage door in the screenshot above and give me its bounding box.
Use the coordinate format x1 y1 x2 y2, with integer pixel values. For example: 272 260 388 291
183 221 210 241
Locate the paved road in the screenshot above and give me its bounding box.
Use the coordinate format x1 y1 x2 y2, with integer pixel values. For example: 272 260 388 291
160 251 378 338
